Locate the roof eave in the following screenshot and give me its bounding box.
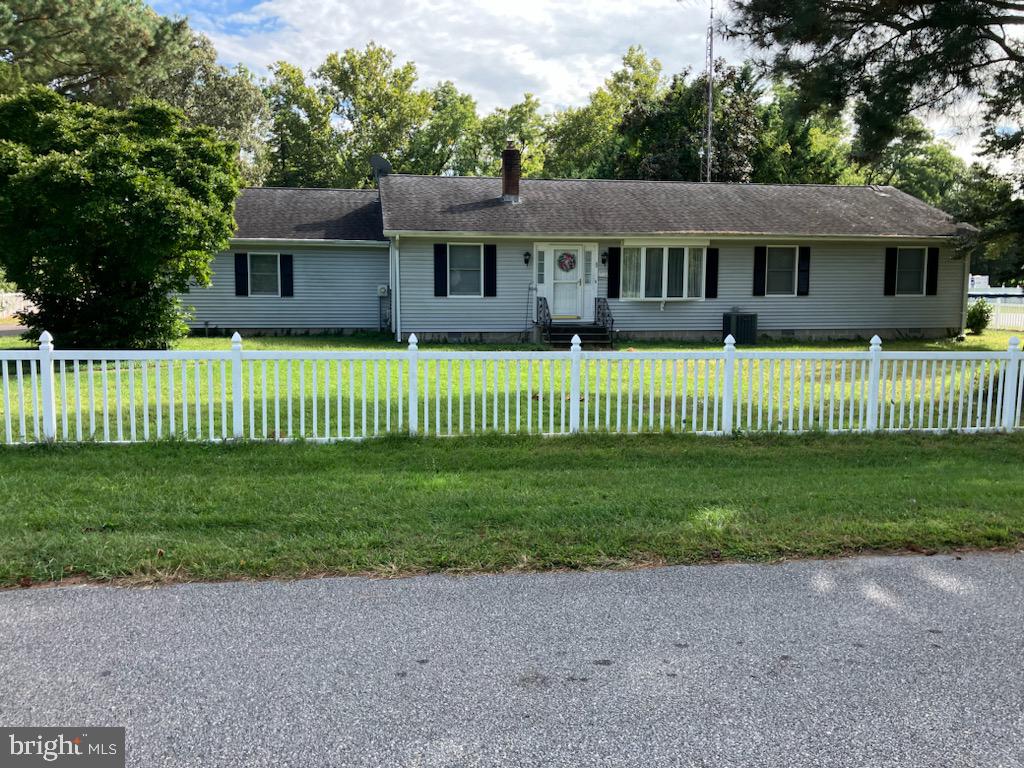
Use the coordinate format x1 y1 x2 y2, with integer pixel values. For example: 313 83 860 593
382 229 960 241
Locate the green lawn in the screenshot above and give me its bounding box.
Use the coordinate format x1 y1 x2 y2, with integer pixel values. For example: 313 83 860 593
1 432 1022 586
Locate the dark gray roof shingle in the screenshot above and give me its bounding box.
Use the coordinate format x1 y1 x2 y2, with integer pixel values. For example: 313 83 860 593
233 187 385 241
378 175 962 238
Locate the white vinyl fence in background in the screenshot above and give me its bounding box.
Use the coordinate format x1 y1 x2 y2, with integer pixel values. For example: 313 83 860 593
1 332 1021 445
990 303 1024 331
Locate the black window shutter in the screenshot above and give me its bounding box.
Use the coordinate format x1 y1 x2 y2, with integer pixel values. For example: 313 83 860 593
797 246 811 296
234 253 248 296
280 254 294 297
433 243 447 297
705 247 719 299
483 244 497 297
606 247 621 299
884 247 898 295
753 246 767 296
925 247 939 295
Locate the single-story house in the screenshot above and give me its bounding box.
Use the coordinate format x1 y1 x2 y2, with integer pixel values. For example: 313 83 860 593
185 144 975 343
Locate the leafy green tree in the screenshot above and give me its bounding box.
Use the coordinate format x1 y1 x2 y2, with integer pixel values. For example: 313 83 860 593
317 43 433 187
405 81 481 176
142 35 269 185
855 118 965 205
264 61 342 188
751 82 860 184
0 87 241 348
613 61 764 182
477 94 548 176
544 47 663 178
942 164 1024 285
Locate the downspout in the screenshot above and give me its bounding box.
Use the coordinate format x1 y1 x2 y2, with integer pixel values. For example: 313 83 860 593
394 234 402 342
961 249 970 333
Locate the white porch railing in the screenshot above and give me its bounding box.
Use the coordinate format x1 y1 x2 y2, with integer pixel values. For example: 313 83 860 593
1 332 1021 445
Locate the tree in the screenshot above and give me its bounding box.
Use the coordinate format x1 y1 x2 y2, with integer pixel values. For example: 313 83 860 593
855 118 966 205
750 82 860 185
0 0 192 103
140 35 269 186
0 87 241 348
726 0 1024 166
613 61 764 182
1 2 270 183
942 165 1024 285
404 81 481 176
264 62 342 187
544 47 663 179
316 43 432 187
477 94 548 176
264 44 481 186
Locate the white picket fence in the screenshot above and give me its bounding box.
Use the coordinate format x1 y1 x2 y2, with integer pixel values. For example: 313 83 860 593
991 303 1024 331
1 332 1022 445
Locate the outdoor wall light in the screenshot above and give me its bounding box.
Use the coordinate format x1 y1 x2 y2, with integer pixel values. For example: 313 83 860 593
600 250 608 265
523 251 531 265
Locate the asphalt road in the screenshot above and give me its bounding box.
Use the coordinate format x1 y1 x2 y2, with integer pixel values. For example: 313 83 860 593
1 554 1022 767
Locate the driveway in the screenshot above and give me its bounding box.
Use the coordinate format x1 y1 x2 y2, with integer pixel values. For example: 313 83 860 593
1 553 1022 767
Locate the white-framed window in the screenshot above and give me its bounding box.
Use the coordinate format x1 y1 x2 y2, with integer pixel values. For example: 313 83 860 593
536 249 545 285
448 243 483 297
248 253 281 297
621 245 705 301
896 247 926 295
765 246 797 296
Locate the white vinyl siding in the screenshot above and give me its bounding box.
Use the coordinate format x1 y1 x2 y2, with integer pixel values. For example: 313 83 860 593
185 245 389 330
399 238 534 333
601 241 964 334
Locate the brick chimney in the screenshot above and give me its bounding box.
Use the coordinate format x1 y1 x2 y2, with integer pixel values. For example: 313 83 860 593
501 140 521 203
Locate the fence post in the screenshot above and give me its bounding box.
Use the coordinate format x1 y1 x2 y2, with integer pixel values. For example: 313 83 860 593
569 334 582 433
38 331 56 441
407 334 419 435
1001 336 1021 431
231 332 244 439
721 334 735 434
865 335 882 432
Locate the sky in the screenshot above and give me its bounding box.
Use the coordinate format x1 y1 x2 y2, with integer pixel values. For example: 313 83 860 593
151 0 987 162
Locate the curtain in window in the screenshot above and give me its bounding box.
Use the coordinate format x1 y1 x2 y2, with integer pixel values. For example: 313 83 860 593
644 247 664 298
688 247 704 298
621 247 642 298
667 248 685 298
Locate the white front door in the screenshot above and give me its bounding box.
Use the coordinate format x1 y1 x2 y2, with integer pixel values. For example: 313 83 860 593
551 246 583 318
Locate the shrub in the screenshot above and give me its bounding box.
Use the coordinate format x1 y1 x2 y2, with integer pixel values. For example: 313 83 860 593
966 299 993 335
0 87 241 348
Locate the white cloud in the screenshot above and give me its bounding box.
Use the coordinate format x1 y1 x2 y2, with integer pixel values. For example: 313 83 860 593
159 0 997 164
166 0 744 112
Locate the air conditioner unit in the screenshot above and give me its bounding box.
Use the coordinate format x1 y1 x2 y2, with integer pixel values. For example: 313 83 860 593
722 312 757 345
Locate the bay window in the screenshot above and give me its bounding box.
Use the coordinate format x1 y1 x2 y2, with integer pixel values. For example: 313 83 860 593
621 245 704 300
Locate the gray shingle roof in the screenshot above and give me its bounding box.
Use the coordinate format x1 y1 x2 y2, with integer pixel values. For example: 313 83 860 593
378 175 963 238
233 187 385 241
